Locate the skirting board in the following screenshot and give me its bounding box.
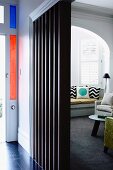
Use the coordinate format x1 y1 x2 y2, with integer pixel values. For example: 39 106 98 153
18 128 30 154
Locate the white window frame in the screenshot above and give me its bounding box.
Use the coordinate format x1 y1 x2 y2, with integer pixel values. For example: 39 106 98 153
79 39 103 87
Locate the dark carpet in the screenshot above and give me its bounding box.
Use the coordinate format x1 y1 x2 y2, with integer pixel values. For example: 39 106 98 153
70 116 113 170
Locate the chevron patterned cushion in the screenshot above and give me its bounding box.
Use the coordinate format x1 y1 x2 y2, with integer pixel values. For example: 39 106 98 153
70 86 77 99
89 87 100 99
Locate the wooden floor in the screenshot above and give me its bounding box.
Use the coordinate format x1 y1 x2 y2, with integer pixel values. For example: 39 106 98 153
0 142 42 170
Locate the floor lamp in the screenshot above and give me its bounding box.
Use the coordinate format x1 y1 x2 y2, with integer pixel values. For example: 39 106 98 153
103 73 110 93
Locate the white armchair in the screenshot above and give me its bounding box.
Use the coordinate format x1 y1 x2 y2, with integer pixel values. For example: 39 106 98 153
95 93 113 117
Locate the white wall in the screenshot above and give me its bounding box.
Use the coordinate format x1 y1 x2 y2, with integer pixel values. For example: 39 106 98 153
71 6 113 92
18 0 44 153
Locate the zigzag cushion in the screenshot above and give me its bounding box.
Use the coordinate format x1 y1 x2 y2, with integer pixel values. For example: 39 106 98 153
70 86 77 98
89 87 100 99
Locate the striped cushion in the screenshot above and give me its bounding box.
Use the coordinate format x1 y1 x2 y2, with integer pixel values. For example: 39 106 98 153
70 86 77 98
89 87 100 99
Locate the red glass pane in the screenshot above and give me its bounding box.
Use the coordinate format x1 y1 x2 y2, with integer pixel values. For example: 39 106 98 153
10 35 16 100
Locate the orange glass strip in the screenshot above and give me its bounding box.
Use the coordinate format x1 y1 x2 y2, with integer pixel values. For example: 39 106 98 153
10 35 16 100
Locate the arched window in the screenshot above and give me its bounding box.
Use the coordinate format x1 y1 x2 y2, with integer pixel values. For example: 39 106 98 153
71 26 110 87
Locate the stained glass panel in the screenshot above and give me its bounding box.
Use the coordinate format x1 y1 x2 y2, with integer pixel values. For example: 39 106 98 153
10 35 16 100
10 5 16 28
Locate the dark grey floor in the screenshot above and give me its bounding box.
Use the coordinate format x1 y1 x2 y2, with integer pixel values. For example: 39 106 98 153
70 116 113 170
0 142 42 170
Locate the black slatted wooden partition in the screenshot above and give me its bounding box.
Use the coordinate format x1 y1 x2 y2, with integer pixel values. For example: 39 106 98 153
33 1 71 170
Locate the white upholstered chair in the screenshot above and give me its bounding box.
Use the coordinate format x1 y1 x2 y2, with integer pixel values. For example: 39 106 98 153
95 93 113 117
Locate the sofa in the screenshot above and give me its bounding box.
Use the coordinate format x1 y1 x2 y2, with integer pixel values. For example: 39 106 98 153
70 87 104 117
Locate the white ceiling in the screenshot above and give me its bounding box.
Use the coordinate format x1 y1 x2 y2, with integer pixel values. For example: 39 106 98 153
74 0 113 9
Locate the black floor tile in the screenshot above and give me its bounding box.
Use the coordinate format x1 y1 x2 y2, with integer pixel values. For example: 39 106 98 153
0 142 42 170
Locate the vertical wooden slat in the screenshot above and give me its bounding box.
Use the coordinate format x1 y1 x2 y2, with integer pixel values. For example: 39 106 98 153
49 9 53 170
45 11 49 170
58 2 71 170
55 6 58 170
38 17 42 165
34 21 38 161
33 21 36 160
41 15 43 166
53 6 55 170
53 5 58 170
41 15 45 168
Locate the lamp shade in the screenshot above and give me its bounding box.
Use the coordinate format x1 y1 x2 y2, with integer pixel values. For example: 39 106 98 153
103 73 110 79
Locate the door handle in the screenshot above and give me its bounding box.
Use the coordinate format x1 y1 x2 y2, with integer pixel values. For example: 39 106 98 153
6 73 8 78
11 105 15 110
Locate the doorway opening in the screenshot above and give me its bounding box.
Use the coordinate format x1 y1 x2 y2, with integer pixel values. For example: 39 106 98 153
70 26 111 169
0 35 6 143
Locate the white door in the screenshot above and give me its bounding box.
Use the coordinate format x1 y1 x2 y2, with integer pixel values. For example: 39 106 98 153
6 35 17 142
0 34 17 142
0 3 18 142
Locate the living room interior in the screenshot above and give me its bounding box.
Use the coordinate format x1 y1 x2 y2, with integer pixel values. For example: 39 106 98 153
70 1 113 169
1 0 113 169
